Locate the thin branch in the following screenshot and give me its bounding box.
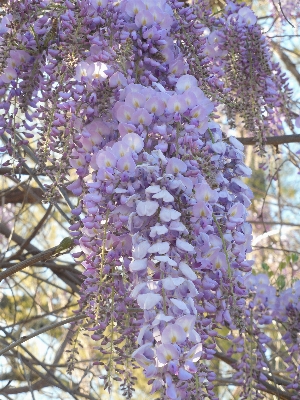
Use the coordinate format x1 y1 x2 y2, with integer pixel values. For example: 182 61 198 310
278 0 295 28
0 237 74 282
0 167 51 175
248 220 300 227
236 135 300 146
252 246 300 255
267 34 300 38
214 351 293 399
271 41 300 85
4 302 77 329
0 313 85 357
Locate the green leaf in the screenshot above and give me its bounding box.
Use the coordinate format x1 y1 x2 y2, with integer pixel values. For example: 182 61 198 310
276 275 286 291
262 263 269 271
279 261 286 272
291 253 299 263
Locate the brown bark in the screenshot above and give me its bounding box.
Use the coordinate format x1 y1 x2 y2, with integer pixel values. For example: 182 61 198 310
0 187 44 204
236 134 300 146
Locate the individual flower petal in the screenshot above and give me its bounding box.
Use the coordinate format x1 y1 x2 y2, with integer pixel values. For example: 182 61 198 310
238 6 257 26
229 135 244 150
162 277 185 290
169 220 188 233
175 74 198 94
165 157 187 174
190 104 210 121
185 343 203 362
189 329 201 343
90 0 108 8
96 150 117 168
130 282 147 298
148 241 170 255
145 185 161 194
145 96 165 115
192 201 211 218
133 240 151 259
150 224 168 237
112 141 131 158
165 374 177 400
132 108 153 126
135 10 154 28
132 342 153 358
184 360 197 373
109 71 127 87
228 202 245 220
136 200 159 216
155 255 177 266
91 61 108 80
166 94 188 114
117 155 136 173
137 293 162 310
211 141 226 154
178 262 197 281
176 238 195 253
129 258 148 272
152 313 174 326
181 90 198 108
170 298 190 313
125 91 146 108
153 189 174 202
178 367 193 380
167 360 179 375
159 207 181 222
194 183 219 203
122 132 144 153
116 104 135 123
1 66 17 83
156 344 180 364
125 0 146 16
161 323 187 344
176 315 196 334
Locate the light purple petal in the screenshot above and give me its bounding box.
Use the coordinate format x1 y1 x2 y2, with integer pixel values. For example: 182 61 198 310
148 241 170 254
129 258 148 272
136 200 159 216
156 344 180 364
178 262 197 280
137 293 162 310
161 323 187 344
176 238 195 253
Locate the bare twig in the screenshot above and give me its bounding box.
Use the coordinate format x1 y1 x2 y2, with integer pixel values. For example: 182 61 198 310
0 237 74 282
0 313 85 356
278 0 295 28
236 135 300 146
271 41 300 85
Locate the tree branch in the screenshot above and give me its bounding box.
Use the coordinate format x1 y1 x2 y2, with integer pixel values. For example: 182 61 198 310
0 237 74 282
0 167 50 175
271 42 300 84
248 220 300 227
0 313 85 357
214 351 293 399
236 135 300 146
0 222 82 291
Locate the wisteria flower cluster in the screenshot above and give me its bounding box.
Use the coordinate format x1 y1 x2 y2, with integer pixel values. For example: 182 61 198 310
66 1 254 397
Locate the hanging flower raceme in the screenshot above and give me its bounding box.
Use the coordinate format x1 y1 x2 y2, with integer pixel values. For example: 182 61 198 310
67 0 254 392
241 274 300 397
